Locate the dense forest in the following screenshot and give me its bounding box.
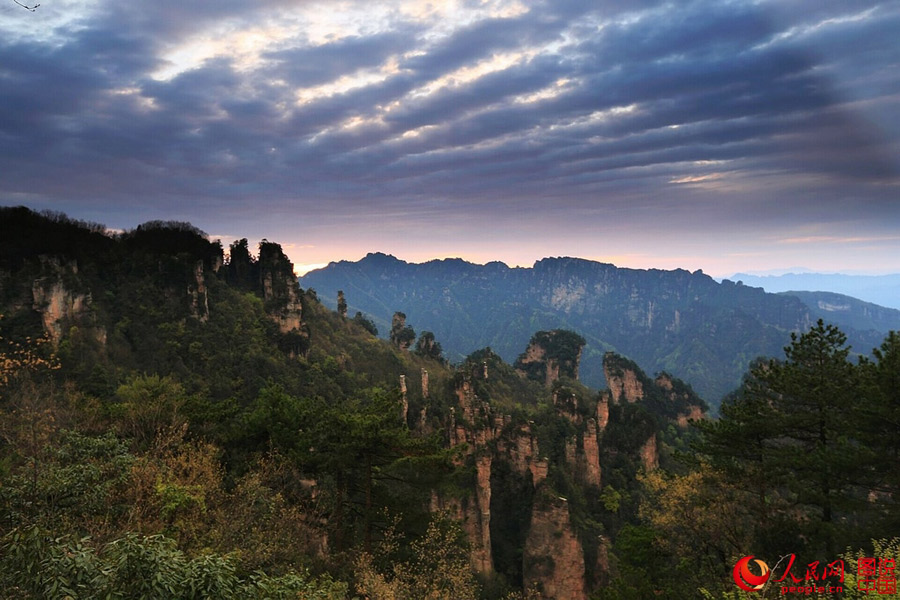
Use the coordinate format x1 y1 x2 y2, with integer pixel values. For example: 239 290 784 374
0 207 897 599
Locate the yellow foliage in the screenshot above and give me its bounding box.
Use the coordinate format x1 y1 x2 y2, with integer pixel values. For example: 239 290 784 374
639 463 753 564
118 428 223 549
354 514 480 600
840 538 900 599
0 315 60 390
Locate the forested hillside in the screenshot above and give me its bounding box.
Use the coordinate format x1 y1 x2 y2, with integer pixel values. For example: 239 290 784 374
301 254 896 407
1 207 897 599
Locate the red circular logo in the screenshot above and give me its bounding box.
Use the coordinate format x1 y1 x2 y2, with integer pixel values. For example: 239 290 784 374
733 556 771 592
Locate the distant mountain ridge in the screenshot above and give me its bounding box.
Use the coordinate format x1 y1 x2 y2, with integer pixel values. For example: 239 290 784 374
731 272 900 310
301 254 898 406
778 290 900 333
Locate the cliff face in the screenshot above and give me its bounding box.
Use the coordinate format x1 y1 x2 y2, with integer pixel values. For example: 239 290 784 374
640 434 659 471
602 353 707 425
656 373 706 426
443 377 496 574
435 357 617 597
582 418 601 487
604 360 644 403
258 242 304 335
189 260 210 322
523 494 587 600
1 215 315 372
32 276 88 345
515 330 586 387
29 257 105 346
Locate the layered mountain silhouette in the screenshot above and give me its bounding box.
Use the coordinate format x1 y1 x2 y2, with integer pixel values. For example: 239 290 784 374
733 272 900 310
301 253 900 405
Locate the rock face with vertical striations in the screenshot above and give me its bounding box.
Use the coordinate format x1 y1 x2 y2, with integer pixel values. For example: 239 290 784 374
604 352 644 403
439 375 496 574
426 340 714 597
640 434 659 471
582 418 601 487
524 493 587 600
30 257 94 345
259 241 304 335
189 260 210 322
602 352 707 424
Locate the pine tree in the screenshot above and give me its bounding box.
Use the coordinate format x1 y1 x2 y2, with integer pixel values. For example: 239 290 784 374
858 331 900 532
696 321 867 556
766 320 861 555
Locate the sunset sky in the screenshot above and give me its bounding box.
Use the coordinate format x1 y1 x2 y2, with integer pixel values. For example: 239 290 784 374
1 0 898 277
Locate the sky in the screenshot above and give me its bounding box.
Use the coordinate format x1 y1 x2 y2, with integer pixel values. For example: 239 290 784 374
1 0 899 277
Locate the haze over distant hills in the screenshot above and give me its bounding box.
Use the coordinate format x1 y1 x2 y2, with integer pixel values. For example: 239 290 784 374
730 272 900 310
301 254 900 406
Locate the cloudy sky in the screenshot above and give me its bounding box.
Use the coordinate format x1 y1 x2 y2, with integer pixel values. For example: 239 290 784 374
2 0 899 276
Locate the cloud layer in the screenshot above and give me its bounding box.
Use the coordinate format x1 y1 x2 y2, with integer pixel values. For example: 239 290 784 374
1 0 899 273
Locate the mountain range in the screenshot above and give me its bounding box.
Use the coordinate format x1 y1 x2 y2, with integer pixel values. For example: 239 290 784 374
301 254 900 405
0 207 709 597
731 272 900 310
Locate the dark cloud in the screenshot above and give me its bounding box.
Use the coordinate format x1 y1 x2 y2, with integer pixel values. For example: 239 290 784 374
0 0 898 251
269 31 418 87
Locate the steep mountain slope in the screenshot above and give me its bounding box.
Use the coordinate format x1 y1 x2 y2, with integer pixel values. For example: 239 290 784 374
301 253 880 404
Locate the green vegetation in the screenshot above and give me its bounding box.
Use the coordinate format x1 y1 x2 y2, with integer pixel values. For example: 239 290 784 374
2 207 898 599
514 329 586 383
351 311 378 336
300 254 900 407
414 330 444 362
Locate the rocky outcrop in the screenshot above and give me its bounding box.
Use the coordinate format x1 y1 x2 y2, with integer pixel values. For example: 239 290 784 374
258 242 304 335
656 373 706 427
524 493 587 600
32 280 88 345
189 260 210 322
474 453 493 572
262 271 303 333
640 434 659 471
604 358 644 403
582 419 601 487
336 290 347 317
30 258 101 345
497 422 547 486
438 365 626 593
441 378 496 574
389 312 415 350
518 341 549 383
428 438 494 574
515 330 586 387
399 374 408 423
676 404 705 427
596 394 610 431
552 389 582 425
430 490 492 573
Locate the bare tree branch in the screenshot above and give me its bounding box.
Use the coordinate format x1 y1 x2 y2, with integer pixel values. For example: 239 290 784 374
13 0 40 10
